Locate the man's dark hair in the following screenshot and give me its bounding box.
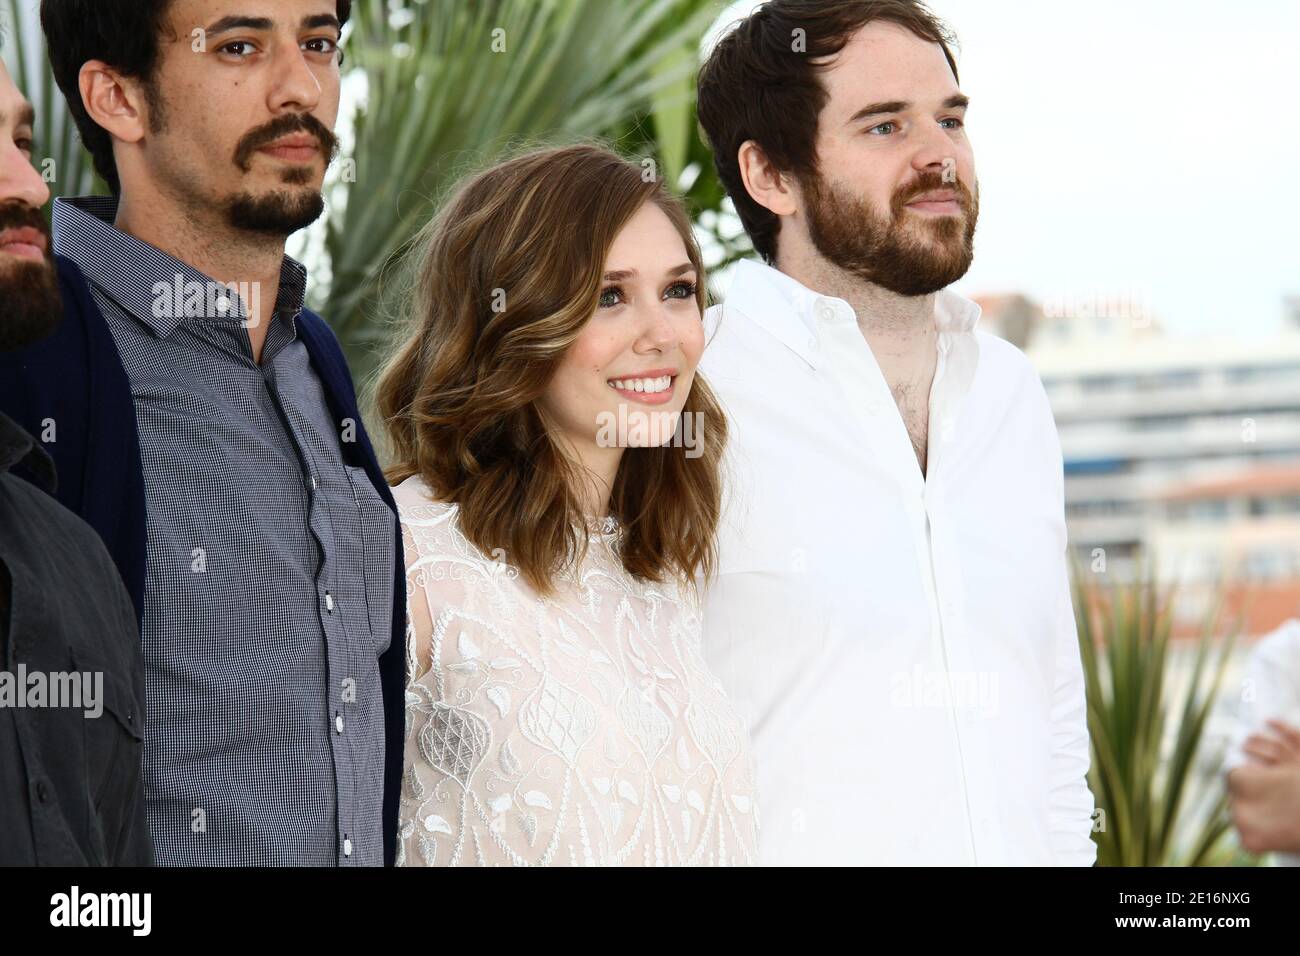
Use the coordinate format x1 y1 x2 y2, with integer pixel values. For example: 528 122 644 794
697 0 959 264
40 0 352 194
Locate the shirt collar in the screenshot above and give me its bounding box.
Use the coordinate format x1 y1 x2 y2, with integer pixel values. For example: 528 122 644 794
0 411 56 493
51 195 309 339
721 258 982 369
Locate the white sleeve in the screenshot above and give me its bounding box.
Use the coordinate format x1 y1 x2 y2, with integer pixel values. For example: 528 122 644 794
1225 619 1300 771
1032 366 1098 866
396 507 547 867
1047 562 1099 865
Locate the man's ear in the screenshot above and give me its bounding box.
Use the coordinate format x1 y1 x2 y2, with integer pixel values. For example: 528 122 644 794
78 60 148 146
737 139 798 218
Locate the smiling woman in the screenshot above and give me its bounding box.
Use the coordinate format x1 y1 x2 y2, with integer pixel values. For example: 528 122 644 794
373 143 757 868
375 142 728 597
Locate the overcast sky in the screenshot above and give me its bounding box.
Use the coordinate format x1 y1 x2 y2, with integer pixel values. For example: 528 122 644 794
708 0 1300 339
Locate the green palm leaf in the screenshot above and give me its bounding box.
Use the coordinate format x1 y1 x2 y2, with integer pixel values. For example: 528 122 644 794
1073 560 1245 866
319 0 731 387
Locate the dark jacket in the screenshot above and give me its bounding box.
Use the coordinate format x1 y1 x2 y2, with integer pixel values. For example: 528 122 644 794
0 255 407 866
0 410 153 865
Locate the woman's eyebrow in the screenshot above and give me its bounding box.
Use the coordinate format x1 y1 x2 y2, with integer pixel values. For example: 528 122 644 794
603 263 695 282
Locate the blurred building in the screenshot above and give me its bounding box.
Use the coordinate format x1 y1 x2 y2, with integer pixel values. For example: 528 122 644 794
1151 467 1300 637
975 293 1300 639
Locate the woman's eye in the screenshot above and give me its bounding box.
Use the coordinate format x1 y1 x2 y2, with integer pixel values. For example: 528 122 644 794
598 287 623 309
665 281 697 300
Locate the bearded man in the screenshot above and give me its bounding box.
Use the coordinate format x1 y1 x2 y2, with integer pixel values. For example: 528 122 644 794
694 0 1096 866
0 0 405 866
0 49 151 866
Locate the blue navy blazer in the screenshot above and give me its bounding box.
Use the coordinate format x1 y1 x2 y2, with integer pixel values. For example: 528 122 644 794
0 254 407 866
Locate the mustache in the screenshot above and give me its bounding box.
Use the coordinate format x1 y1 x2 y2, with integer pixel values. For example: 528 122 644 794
233 112 340 172
0 201 53 241
893 170 975 213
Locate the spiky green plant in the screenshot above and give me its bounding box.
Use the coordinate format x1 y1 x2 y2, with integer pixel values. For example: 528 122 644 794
320 0 738 386
1073 563 1243 866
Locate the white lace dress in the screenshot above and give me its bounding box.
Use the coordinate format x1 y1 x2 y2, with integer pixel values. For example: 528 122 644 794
393 475 760 866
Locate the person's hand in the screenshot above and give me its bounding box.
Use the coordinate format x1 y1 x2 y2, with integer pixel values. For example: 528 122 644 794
1241 719 1300 768
1227 761 1300 854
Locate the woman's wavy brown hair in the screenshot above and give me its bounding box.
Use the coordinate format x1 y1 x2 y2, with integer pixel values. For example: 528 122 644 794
374 143 728 596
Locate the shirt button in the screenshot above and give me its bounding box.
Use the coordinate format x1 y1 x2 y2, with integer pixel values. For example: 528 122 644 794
335 713 344 734
36 781 48 803
343 836 353 857
325 591 334 612
309 475 318 491
815 301 836 323
807 336 819 351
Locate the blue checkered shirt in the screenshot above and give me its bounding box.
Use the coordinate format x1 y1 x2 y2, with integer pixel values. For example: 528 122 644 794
51 196 394 866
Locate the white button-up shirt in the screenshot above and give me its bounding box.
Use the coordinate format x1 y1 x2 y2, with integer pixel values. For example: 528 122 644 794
699 259 1096 866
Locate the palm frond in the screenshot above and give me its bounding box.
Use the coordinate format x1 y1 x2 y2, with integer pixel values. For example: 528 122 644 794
1073 561 1243 866
319 0 730 386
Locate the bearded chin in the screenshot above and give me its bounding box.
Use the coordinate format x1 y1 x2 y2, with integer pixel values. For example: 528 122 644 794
805 175 979 297
224 187 326 237
0 258 63 352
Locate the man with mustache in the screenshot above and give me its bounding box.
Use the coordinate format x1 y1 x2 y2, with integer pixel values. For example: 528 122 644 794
695 0 1096 864
0 0 406 866
0 51 151 865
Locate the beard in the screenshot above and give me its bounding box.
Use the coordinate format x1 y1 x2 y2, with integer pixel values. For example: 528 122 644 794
224 187 326 235
222 111 339 237
802 167 980 297
0 202 63 352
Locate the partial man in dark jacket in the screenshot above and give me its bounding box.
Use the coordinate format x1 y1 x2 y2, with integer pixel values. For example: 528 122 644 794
0 50 151 866
0 0 406 865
